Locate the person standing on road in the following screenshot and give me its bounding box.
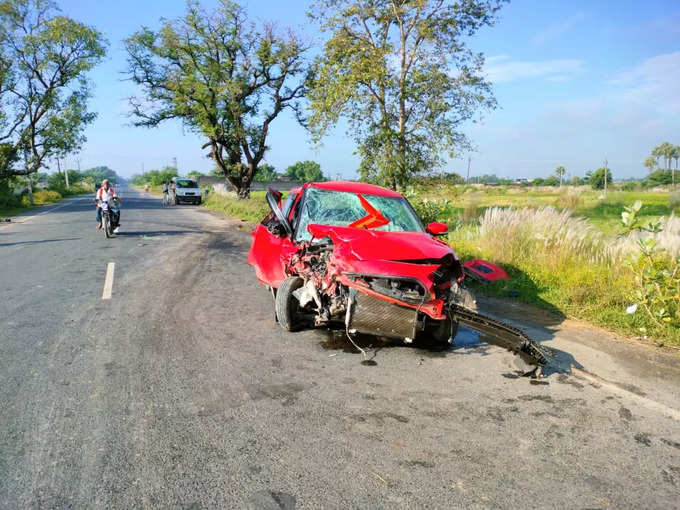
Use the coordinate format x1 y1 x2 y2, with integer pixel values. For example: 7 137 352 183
95 179 121 232
161 181 169 206
169 179 177 206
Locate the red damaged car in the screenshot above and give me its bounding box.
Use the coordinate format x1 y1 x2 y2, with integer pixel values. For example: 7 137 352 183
247 181 548 368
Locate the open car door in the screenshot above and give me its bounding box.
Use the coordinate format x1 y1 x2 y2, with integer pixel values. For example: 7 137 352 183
247 189 298 288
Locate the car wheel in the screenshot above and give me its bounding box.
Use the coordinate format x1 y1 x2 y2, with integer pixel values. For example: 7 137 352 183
425 318 459 351
275 276 304 332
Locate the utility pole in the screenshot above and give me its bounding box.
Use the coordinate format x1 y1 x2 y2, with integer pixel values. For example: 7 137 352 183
603 157 608 196
172 156 178 171
466 156 471 184
57 158 69 189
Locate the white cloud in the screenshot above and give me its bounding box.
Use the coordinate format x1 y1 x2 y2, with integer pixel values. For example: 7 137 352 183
609 51 680 115
485 56 585 83
533 12 586 45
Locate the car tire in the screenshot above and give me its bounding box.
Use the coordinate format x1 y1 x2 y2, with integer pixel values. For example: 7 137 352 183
425 318 459 351
275 276 304 332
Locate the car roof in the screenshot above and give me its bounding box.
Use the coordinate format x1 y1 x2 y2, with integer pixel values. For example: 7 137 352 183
306 181 403 197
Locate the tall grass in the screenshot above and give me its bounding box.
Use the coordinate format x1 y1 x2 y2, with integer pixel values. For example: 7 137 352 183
450 206 679 344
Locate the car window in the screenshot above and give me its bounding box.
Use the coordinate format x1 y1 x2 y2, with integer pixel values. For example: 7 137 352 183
282 193 297 220
176 179 198 188
295 188 424 241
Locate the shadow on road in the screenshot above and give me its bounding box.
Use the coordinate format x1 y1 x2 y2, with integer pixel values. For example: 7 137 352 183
313 304 583 376
117 230 201 237
0 237 81 247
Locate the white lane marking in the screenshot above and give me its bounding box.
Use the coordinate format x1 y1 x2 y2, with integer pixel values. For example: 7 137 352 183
102 263 115 300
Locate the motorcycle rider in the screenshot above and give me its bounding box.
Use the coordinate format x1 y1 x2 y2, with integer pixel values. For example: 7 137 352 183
95 179 121 233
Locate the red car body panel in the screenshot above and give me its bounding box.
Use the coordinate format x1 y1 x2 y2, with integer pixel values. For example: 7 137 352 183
463 258 509 282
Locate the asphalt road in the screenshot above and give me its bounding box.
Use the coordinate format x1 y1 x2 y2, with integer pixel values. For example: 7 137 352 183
1 186 679 509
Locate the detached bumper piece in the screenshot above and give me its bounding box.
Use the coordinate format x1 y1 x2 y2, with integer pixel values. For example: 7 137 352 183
449 304 550 368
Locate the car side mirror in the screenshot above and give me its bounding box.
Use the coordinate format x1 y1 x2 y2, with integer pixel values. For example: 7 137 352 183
426 222 448 236
265 189 292 237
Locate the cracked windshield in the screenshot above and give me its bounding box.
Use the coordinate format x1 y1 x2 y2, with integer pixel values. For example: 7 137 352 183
295 188 423 240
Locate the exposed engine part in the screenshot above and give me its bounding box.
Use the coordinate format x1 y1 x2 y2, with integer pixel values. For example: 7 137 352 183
448 304 551 367
294 279 322 309
348 288 420 340
358 275 427 304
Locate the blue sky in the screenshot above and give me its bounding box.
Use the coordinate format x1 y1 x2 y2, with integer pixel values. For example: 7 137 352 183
58 0 680 180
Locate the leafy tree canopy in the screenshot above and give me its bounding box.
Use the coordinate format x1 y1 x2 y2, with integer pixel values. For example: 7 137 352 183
253 163 278 182
124 0 308 197
307 0 504 189
0 0 107 180
589 167 612 189
285 160 325 182
130 166 178 186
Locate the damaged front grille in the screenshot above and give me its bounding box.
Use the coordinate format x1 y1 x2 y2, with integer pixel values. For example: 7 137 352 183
347 289 418 339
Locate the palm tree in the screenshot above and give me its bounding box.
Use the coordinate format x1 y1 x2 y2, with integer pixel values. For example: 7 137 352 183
644 156 657 173
652 142 674 171
555 166 566 187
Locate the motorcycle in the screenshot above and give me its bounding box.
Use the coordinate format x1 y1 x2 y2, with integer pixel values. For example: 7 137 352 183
96 197 120 238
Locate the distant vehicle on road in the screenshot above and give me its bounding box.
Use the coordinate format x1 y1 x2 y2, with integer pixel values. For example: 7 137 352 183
173 177 202 205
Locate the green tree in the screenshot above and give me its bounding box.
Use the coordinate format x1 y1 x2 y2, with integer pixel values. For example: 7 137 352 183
0 0 107 181
544 174 559 186
643 169 673 187
80 166 118 184
652 142 674 172
589 167 612 190
307 0 503 190
644 156 657 173
285 160 325 182
555 166 566 186
252 163 278 182
125 0 308 198
186 170 206 178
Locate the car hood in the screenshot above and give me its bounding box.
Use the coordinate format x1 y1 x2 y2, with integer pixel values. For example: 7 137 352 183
307 224 454 262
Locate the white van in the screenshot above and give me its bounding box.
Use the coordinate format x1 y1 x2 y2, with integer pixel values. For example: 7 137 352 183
173 177 202 205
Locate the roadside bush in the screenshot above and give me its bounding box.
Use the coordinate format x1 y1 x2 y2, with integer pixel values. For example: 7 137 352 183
621 201 679 330
0 180 21 209
21 189 62 206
